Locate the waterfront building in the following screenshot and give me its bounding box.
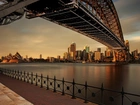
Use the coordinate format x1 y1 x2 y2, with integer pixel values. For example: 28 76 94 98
94 51 101 61
82 49 88 61
84 46 90 53
1 52 23 63
63 52 68 60
69 43 76 60
40 54 42 59
57 55 61 62
88 51 93 62
68 47 70 53
105 48 113 57
48 57 55 62
76 50 82 60
97 48 101 52
132 49 139 60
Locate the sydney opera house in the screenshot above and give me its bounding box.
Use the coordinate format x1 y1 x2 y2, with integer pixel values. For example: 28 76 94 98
1 52 23 63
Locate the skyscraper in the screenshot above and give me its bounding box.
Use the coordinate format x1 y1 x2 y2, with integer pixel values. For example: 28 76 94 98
76 50 82 60
40 54 42 59
105 48 113 57
94 51 101 61
69 43 76 60
97 48 101 52
84 46 90 53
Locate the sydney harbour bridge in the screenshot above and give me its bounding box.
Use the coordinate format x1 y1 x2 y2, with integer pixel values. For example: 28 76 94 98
0 0 129 62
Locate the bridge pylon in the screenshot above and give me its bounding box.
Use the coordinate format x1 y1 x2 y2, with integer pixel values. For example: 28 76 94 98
112 49 126 62
112 40 130 63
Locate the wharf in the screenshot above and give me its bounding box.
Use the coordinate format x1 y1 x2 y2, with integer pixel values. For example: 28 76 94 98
0 74 97 105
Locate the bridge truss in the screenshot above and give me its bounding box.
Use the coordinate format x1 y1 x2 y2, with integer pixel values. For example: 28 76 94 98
0 0 126 50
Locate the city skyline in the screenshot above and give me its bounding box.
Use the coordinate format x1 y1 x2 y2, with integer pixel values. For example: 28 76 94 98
0 0 140 58
1 43 103 59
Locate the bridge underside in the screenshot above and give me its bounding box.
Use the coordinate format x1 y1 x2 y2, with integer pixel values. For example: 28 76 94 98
0 0 125 50
39 2 125 49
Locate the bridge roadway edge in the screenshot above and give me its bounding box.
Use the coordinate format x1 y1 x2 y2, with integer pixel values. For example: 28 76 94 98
0 74 97 105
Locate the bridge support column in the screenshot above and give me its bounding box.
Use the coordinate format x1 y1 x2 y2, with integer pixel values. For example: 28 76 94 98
112 49 127 62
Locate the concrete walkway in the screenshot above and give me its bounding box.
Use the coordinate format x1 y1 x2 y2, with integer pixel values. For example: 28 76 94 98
0 83 33 105
0 74 97 105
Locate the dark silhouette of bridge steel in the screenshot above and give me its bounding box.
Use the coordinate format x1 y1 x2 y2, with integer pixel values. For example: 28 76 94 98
0 0 125 49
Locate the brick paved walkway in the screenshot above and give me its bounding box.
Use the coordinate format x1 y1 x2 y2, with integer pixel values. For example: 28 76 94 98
0 74 97 105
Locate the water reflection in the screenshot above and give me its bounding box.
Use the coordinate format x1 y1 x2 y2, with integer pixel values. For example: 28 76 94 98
0 63 139 93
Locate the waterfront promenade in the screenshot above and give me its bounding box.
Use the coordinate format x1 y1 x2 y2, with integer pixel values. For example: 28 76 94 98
0 74 97 105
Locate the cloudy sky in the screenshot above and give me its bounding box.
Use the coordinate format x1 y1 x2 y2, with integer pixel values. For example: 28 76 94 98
0 0 140 58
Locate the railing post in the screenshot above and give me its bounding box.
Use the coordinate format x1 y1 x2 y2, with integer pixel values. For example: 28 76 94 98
62 78 65 95
27 72 29 83
15 70 17 79
31 72 33 84
54 76 56 92
121 87 124 105
9 70 11 77
36 73 38 86
11 70 13 78
84 81 88 103
72 79 76 99
18 70 19 80
20 71 22 81
46 75 49 90
101 83 104 104
24 71 25 82
40 74 43 88
19 71 20 80
16 70 18 79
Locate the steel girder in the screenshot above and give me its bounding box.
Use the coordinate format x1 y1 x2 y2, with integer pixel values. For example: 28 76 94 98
41 1 125 49
0 0 39 25
78 0 124 43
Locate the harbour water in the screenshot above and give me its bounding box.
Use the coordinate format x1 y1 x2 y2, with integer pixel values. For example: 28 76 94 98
0 63 139 94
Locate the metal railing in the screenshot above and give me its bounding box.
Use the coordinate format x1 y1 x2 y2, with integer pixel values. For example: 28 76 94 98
0 68 139 105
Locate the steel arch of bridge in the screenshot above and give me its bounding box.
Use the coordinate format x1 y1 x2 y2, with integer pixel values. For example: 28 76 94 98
0 0 125 49
79 0 124 43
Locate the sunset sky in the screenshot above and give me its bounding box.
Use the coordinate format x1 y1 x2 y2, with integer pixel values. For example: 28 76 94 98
0 0 140 58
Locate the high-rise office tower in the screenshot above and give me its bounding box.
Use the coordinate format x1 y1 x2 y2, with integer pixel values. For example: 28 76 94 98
94 51 101 61
69 42 76 60
105 47 113 57
82 49 88 61
97 48 101 52
40 54 42 59
84 46 90 53
76 50 82 60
